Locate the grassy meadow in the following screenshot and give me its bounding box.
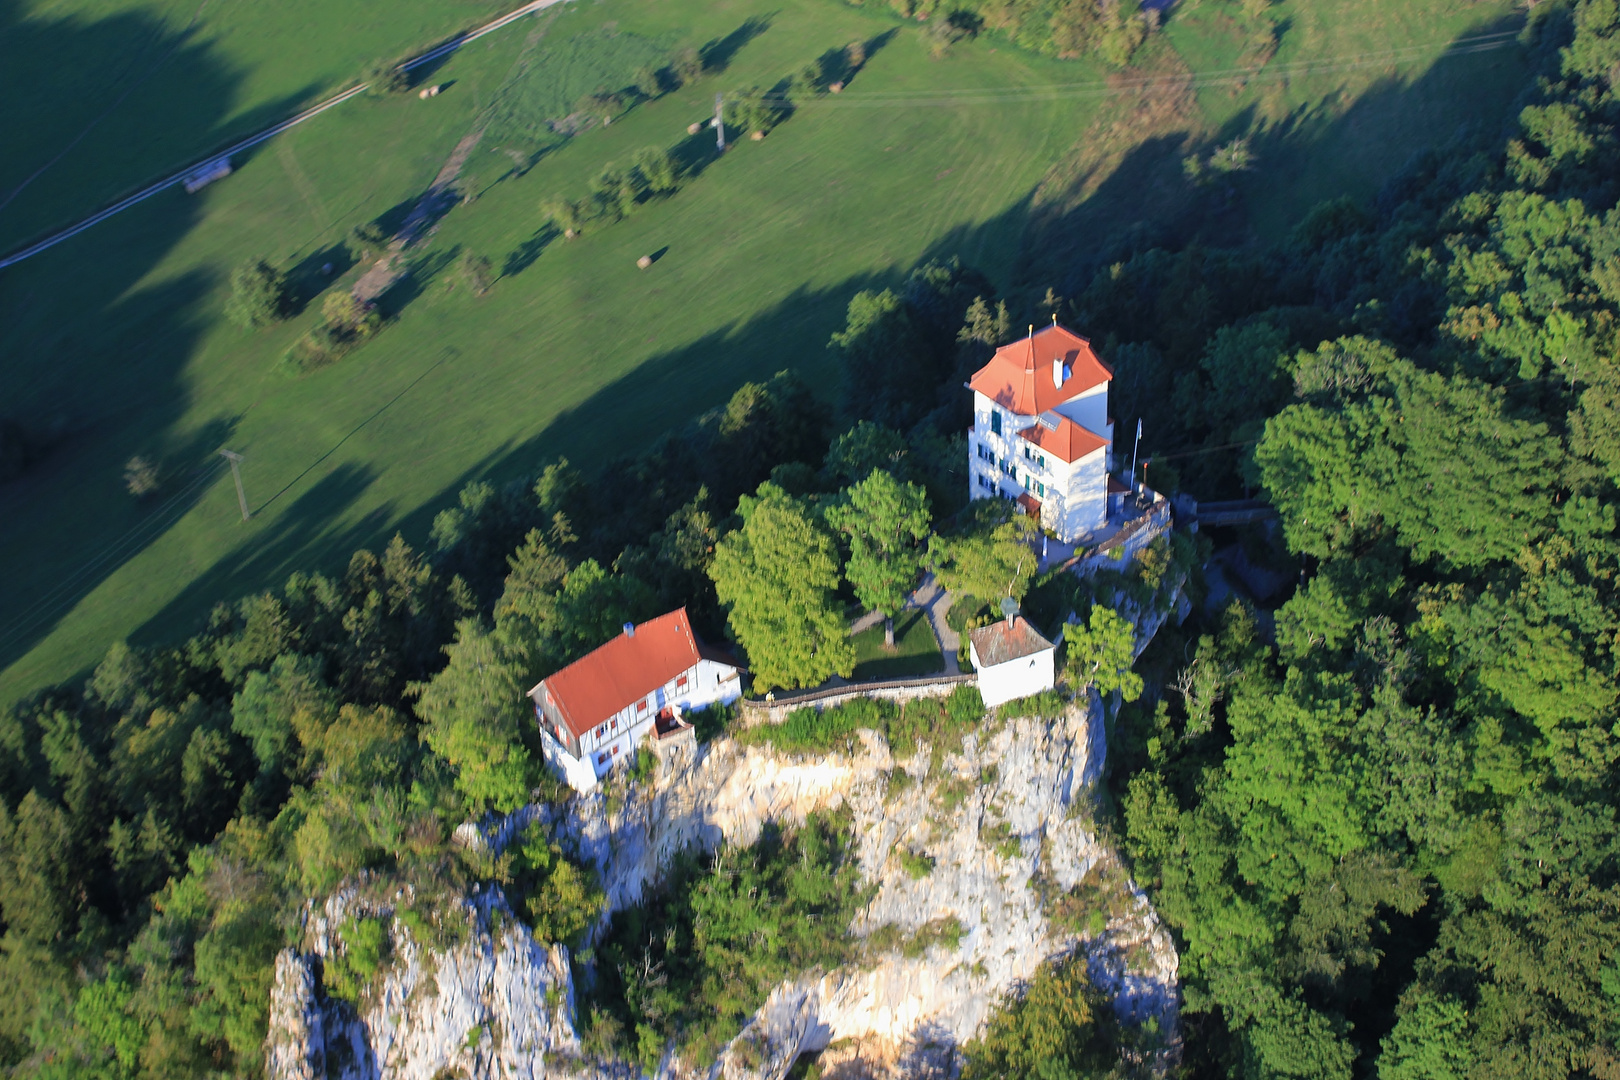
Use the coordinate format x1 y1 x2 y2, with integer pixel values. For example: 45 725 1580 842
0 0 1530 703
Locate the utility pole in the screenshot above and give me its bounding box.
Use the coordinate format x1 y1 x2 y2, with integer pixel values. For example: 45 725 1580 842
712 93 725 152
218 449 250 521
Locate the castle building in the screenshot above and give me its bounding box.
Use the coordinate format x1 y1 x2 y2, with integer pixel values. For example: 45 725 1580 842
967 323 1115 543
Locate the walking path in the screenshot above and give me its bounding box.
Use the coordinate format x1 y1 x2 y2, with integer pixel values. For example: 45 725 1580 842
847 574 962 676
0 0 572 272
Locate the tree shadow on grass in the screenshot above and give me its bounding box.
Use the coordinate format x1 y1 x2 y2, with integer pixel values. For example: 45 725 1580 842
0 0 322 686
503 224 560 277
700 16 773 75
5 14 1541 701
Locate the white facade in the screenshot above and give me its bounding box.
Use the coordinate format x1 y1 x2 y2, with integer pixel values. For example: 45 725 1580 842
968 391 1113 543
970 638 1057 709
534 657 741 793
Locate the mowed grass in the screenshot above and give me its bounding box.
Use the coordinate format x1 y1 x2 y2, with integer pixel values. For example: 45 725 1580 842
850 611 944 681
0 0 516 252
0 0 1528 703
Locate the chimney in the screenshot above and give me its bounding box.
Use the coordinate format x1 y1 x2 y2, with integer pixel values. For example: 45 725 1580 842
623 622 636 637
1053 358 1063 388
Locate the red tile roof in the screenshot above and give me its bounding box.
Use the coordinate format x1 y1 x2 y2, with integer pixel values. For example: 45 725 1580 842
531 608 729 738
1016 414 1109 464
968 324 1111 416
1107 476 1131 494
1016 492 1042 517
969 616 1055 667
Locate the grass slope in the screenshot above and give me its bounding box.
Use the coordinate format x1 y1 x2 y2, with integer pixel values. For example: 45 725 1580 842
0 0 1526 703
850 610 944 680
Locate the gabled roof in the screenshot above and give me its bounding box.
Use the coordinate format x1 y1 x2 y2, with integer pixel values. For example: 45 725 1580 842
968 324 1111 417
969 616 1055 667
530 608 732 738
1016 412 1109 464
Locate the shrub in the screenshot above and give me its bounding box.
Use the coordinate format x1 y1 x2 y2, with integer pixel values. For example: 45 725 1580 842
350 221 388 252
980 820 1022 859
628 746 657 784
457 251 495 296
902 916 962 957
225 259 290 329
899 848 935 879
124 455 161 498
670 47 704 86
322 916 390 1002
632 146 679 194
999 689 1065 720
726 86 789 136
743 697 896 753
364 60 410 95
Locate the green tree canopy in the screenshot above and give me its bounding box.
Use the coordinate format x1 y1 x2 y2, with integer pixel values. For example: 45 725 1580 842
709 483 854 691
926 505 1038 605
826 468 932 642
1063 606 1143 702
409 618 533 813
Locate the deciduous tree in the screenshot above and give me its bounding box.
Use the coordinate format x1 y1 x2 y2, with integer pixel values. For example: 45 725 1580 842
709 483 853 690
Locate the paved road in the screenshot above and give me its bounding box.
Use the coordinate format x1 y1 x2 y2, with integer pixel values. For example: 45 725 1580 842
0 0 571 272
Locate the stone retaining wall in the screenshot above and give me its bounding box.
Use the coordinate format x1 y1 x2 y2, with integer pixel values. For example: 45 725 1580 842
740 673 977 727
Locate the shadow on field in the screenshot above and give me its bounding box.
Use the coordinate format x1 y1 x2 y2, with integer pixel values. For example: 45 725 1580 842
0 0 315 678
1 12 1537 695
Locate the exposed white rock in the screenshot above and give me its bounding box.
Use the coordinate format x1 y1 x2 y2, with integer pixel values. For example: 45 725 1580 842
265 890 580 1080
266 585 1185 1080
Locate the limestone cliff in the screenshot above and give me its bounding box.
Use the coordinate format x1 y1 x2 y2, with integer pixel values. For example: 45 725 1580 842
265 690 1178 1080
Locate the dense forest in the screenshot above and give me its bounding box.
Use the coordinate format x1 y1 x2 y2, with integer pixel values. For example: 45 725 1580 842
4 0 1620 1077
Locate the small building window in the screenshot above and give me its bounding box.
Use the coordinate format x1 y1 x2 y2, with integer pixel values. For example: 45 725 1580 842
596 725 606 738
637 699 649 713
991 411 1002 435
611 744 621 756
677 674 689 689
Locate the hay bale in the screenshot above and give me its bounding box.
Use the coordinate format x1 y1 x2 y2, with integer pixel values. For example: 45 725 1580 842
687 121 703 135
418 85 441 99
636 255 653 269
750 130 765 141
829 81 844 94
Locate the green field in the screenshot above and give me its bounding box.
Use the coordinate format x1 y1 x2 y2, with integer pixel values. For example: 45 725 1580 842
0 0 1529 704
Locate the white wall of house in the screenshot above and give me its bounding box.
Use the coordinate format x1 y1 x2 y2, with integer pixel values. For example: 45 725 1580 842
968 390 1110 543
971 643 1057 708
537 657 744 793
538 727 600 793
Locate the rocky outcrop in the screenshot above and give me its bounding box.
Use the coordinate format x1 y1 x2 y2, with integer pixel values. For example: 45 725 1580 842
267 681 1180 1080
265 890 580 1080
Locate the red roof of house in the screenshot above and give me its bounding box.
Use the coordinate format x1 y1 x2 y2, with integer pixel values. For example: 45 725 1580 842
968 324 1111 416
1016 413 1109 464
1107 476 1131 494
1016 492 1042 517
531 608 730 738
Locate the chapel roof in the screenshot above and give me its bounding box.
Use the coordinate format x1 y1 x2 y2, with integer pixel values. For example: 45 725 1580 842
969 615 1055 668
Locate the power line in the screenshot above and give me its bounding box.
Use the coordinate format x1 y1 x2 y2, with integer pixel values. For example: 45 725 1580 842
755 28 1521 107
0 0 572 271
0 459 226 654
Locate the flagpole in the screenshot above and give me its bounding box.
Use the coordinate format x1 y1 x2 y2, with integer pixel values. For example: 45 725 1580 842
1130 419 1142 497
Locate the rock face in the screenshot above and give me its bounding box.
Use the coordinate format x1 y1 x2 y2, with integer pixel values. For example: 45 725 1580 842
266 690 1179 1080
265 890 580 1080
